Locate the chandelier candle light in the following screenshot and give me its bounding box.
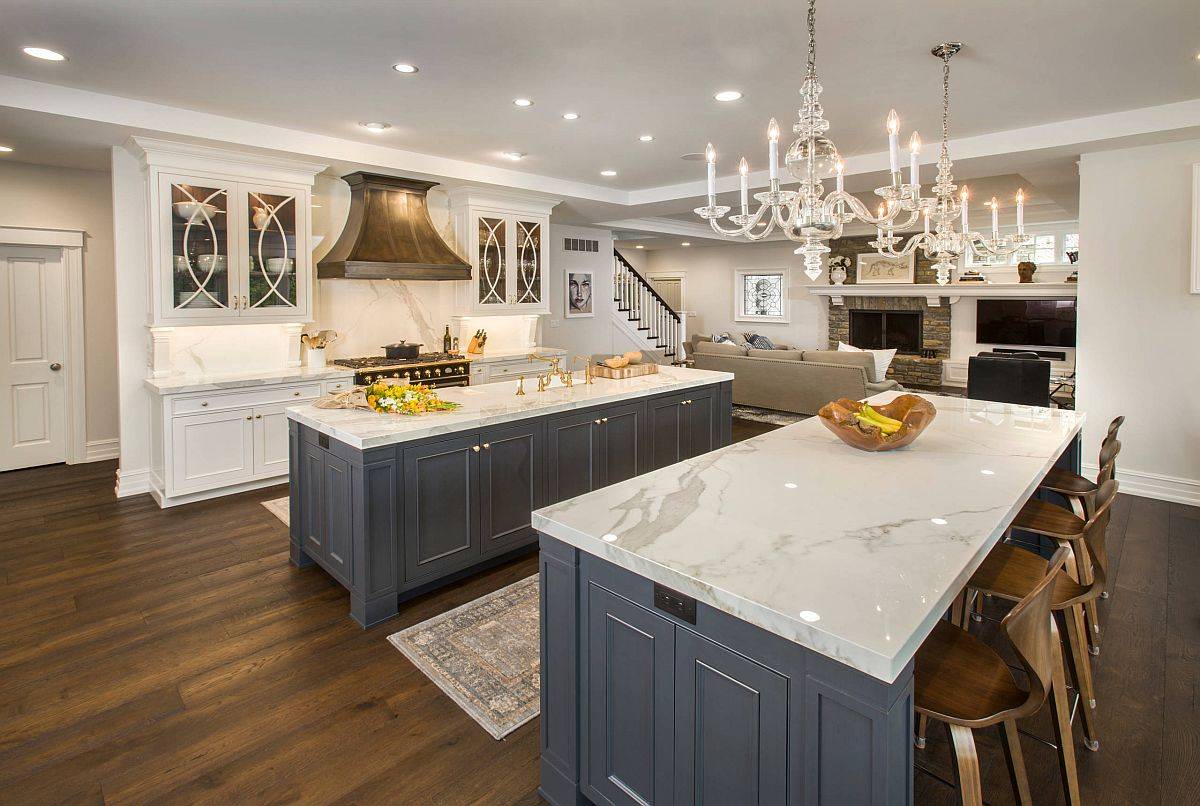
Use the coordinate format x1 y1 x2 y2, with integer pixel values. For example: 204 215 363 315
695 0 1033 285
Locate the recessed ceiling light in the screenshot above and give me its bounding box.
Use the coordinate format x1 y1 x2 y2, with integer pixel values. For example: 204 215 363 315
22 46 66 61
600 170 617 177
639 134 654 142
513 98 533 108
681 242 691 246
562 112 579 120
635 244 644 249
501 151 526 161
714 90 743 102
392 63 419 74
0 145 12 153
359 122 391 132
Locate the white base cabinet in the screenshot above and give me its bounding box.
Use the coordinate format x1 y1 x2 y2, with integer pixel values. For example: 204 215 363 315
149 378 347 507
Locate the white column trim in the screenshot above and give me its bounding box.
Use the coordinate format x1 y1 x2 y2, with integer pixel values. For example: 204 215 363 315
0 225 92 464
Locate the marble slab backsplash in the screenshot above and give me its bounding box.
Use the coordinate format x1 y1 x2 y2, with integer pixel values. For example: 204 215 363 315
313 278 458 359
167 324 296 374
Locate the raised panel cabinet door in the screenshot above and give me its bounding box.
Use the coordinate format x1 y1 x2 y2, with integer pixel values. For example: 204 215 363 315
598 401 646 486
585 584 675 806
683 388 717 460
169 408 255 494
322 452 354 586
479 420 544 557
300 441 325 557
252 403 293 477
646 393 687 471
546 409 600 504
402 433 480 582
674 628 789 805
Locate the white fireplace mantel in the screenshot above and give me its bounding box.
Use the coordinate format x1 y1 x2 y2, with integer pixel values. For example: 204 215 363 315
806 282 1078 307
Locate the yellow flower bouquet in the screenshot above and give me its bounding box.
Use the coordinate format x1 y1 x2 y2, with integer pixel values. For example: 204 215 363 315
365 382 461 415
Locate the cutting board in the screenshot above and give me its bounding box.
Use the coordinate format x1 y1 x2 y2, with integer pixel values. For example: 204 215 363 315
592 363 659 380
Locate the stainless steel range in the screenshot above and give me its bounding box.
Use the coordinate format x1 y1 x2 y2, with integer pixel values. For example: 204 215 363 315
331 352 471 388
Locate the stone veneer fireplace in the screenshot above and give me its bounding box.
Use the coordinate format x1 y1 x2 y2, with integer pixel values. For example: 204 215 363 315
823 236 949 388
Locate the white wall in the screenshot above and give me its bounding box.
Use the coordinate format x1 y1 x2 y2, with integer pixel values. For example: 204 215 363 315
0 161 119 449
544 224 625 358
1077 139 1200 504
644 242 827 350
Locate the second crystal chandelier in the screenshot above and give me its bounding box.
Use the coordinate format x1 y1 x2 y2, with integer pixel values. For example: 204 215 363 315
694 0 1033 284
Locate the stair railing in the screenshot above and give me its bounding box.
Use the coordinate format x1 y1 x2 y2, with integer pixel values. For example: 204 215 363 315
613 250 686 361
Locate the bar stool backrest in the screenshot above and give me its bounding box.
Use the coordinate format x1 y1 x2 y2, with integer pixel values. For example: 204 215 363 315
1001 546 1071 720
1096 438 1121 485
1080 479 1119 597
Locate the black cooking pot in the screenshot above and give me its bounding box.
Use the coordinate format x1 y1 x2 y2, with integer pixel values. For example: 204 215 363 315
381 341 422 360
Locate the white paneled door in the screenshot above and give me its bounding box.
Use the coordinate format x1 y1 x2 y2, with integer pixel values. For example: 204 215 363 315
0 246 68 471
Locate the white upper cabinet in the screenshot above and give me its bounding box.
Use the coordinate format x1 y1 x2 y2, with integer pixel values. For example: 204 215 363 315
449 187 559 315
131 138 326 326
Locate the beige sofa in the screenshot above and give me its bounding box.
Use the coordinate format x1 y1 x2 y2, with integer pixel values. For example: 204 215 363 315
689 335 902 415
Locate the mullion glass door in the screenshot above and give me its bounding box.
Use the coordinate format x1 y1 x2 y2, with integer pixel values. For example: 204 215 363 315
477 216 507 305
244 188 299 311
170 181 232 311
514 219 542 305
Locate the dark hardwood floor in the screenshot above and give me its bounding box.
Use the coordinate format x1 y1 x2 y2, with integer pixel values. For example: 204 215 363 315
0 420 1195 804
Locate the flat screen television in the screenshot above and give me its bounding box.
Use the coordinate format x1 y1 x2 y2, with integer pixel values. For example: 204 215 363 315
975 299 1076 348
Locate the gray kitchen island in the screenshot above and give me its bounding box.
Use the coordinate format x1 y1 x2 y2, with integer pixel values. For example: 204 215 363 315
285 365 733 626
533 392 1083 805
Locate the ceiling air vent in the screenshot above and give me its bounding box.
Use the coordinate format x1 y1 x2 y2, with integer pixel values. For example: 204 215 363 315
563 237 599 253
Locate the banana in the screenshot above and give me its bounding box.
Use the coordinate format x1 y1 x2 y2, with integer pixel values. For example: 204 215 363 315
855 412 900 435
860 404 903 430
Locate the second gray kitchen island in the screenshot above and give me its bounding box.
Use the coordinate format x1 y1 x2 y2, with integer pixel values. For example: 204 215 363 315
285 366 734 626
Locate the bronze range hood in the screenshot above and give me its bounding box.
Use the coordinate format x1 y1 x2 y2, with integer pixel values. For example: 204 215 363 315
317 172 470 280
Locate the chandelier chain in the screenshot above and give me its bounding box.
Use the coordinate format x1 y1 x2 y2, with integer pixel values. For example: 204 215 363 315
806 0 817 79
940 52 951 162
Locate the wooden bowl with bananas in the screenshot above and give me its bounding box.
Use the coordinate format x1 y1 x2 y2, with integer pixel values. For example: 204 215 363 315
817 394 937 452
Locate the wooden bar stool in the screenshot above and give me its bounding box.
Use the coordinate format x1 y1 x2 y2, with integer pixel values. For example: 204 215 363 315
914 547 1079 806
1041 429 1122 521
1008 453 1117 658
969 479 1118 755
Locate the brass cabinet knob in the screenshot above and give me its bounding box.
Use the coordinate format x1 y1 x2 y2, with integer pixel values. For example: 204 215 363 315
601 417 608 423
201 401 209 407
594 419 602 425
294 391 301 396
472 445 481 453
482 443 490 450
245 416 252 421
255 414 262 419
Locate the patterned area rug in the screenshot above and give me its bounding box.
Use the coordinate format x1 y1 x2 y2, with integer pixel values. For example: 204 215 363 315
388 575 540 740
732 405 809 426
262 497 290 526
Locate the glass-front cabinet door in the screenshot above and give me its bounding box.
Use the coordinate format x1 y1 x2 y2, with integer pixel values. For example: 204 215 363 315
477 216 507 306
514 219 543 306
243 185 305 316
167 179 234 315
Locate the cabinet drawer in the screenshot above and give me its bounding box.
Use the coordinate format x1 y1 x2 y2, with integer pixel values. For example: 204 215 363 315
172 382 324 415
322 378 353 394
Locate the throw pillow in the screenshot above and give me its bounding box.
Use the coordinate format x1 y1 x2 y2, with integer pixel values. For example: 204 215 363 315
712 332 735 345
744 333 777 350
838 341 897 383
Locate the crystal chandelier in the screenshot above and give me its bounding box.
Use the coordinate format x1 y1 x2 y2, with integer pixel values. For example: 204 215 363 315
869 43 1033 284
694 0 1033 285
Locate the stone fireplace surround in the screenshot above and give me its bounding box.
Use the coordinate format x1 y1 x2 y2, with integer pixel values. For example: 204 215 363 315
823 236 948 388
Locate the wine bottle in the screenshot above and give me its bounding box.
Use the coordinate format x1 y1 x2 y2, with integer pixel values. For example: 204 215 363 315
443 325 452 353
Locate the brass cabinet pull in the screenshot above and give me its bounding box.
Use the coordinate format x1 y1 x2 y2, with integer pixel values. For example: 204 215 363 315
482 443 490 450
245 416 252 421
594 419 602 425
201 401 209 407
293 391 301 396
472 445 481 453
255 414 262 419
601 417 608 423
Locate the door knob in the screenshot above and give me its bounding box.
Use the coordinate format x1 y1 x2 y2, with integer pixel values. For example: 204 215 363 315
49 362 62 371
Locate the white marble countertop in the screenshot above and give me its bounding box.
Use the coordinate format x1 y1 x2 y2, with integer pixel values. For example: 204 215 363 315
466 346 567 363
533 392 1084 683
144 366 354 395
286 365 733 450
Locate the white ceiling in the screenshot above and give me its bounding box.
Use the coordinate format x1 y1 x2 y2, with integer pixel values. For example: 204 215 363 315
1 0 1198 194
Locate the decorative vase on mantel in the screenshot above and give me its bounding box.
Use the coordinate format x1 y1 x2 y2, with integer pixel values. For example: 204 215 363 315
828 255 850 286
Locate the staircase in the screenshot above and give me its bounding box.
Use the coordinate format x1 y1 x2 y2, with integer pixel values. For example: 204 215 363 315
613 249 687 364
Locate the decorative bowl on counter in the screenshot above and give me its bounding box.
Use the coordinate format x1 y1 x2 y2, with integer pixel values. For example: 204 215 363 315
817 394 937 452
